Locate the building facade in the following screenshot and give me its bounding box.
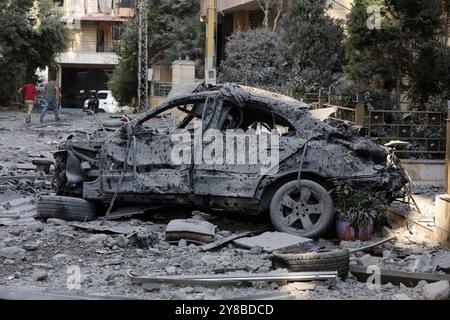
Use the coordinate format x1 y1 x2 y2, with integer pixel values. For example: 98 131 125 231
200 0 353 67
55 0 134 108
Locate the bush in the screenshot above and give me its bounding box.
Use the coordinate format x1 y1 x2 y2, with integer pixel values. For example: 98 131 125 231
219 28 284 91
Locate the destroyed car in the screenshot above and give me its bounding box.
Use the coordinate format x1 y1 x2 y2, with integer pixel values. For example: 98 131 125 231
44 83 407 238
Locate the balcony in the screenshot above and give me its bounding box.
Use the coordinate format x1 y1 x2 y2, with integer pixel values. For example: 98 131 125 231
56 40 119 65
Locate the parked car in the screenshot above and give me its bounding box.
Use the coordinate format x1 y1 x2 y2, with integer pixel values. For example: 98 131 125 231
83 90 121 113
40 83 408 238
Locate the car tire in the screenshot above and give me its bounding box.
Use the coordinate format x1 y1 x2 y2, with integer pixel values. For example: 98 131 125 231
271 249 349 279
37 195 98 221
270 179 334 239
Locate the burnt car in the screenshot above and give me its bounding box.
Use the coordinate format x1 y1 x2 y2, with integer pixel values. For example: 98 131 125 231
45 83 407 238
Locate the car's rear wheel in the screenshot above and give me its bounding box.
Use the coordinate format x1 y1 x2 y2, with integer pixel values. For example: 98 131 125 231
270 180 334 238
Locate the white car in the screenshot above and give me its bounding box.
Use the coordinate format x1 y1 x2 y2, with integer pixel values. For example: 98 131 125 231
83 90 122 113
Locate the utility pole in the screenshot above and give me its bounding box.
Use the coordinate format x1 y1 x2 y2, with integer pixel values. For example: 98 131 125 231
137 0 148 113
204 0 216 85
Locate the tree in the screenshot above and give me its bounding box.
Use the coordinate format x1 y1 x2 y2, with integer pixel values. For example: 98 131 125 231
219 28 285 91
108 19 138 106
109 0 204 105
346 0 449 108
0 0 69 107
281 0 346 97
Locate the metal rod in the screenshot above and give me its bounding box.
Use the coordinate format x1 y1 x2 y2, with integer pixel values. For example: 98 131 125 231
127 270 337 285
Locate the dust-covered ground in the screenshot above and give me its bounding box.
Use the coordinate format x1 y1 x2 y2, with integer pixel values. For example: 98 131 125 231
1 109 449 300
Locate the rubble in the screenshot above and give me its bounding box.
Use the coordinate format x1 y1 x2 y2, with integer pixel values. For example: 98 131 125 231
0 247 26 260
165 219 216 244
31 269 48 282
233 231 312 252
0 110 449 300
423 281 450 300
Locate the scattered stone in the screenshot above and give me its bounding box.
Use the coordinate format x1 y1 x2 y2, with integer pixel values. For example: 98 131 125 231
23 241 41 251
178 239 187 248
358 254 382 266
233 231 312 252
392 293 412 300
0 246 26 260
165 219 216 244
46 218 66 225
86 233 109 243
52 253 68 261
415 280 428 289
31 269 48 281
383 282 395 290
116 234 128 248
4 259 15 265
142 283 160 292
180 259 194 270
166 266 178 275
423 281 450 300
104 273 116 282
135 230 159 248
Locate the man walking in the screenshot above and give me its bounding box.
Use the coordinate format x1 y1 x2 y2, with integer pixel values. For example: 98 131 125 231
41 79 61 123
17 81 37 124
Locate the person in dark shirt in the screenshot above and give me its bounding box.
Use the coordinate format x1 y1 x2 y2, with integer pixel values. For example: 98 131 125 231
40 80 61 123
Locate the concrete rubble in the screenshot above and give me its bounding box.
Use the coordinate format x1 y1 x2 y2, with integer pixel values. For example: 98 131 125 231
0 110 449 300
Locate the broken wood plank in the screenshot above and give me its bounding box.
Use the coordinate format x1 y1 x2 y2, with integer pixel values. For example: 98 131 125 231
348 236 397 254
200 229 267 252
350 265 450 288
127 270 337 286
0 288 138 300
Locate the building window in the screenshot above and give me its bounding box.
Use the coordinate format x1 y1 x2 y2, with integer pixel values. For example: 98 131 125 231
153 82 172 97
249 10 264 29
120 0 133 8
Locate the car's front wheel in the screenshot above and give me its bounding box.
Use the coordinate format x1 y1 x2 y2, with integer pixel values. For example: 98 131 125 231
270 180 334 239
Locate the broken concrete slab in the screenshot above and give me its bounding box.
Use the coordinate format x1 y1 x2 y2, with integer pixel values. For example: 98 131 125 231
165 219 216 244
233 231 312 252
0 246 26 260
392 293 412 300
0 189 21 204
423 280 450 300
31 269 48 282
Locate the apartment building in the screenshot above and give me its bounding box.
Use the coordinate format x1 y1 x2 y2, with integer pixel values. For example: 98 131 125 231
200 0 353 67
54 0 134 108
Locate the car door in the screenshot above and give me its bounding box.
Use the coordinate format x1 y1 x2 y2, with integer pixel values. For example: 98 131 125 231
193 100 306 198
100 97 207 195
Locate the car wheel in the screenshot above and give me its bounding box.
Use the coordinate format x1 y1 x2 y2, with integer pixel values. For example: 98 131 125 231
37 195 98 221
271 249 349 279
270 179 334 238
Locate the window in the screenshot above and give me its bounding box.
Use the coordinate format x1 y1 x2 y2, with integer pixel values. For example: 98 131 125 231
153 82 172 97
97 92 108 100
220 103 295 136
138 100 206 135
119 0 133 8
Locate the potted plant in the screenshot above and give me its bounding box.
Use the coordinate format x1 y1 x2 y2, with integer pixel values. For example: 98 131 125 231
333 180 386 241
